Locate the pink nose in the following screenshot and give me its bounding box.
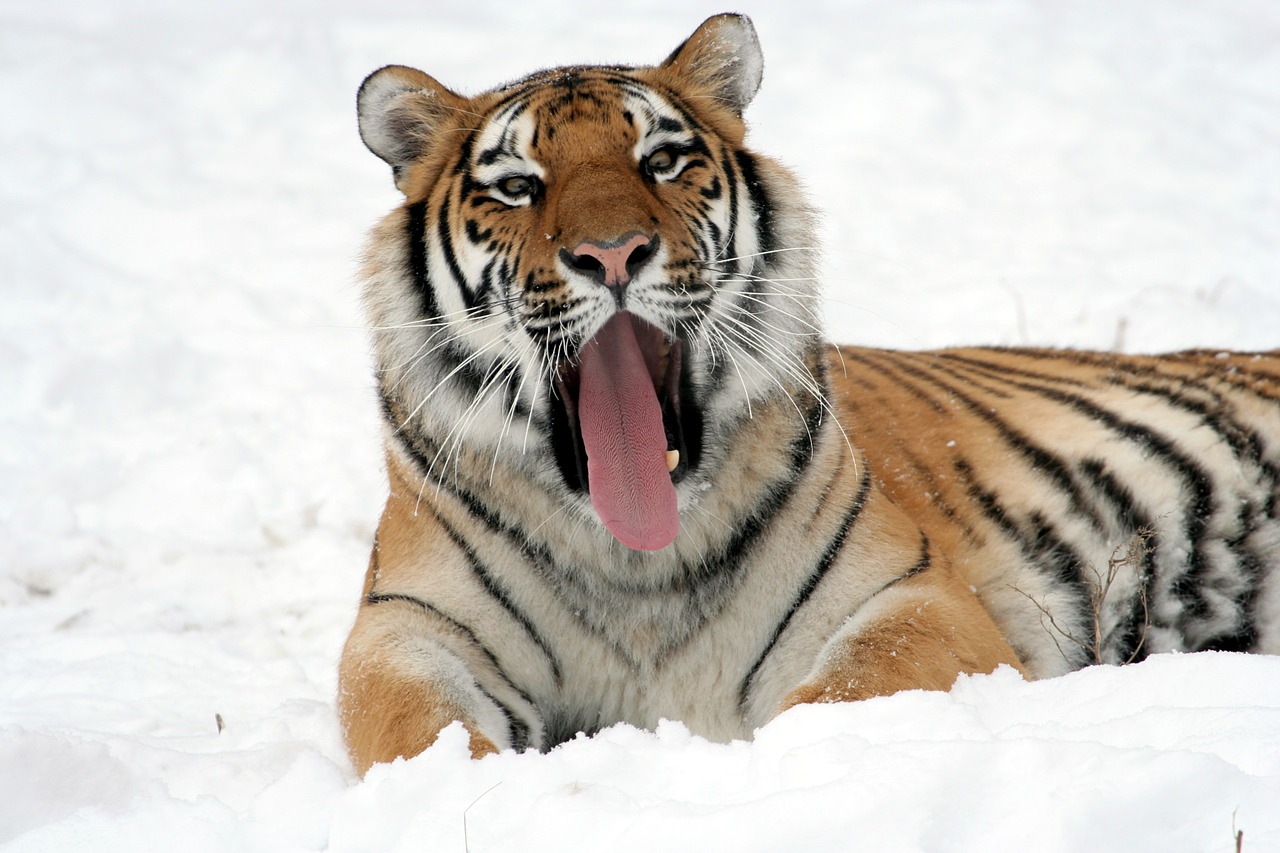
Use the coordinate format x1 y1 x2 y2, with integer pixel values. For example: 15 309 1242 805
562 233 657 288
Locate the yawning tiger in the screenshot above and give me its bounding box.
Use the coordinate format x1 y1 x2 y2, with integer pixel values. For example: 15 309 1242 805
338 13 1280 774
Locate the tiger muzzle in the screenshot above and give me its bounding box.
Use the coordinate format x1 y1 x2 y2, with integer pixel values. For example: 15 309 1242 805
549 310 701 551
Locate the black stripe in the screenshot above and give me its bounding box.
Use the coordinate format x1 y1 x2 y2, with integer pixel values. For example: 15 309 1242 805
483 69 646 122
504 370 532 422
737 464 873 709
938 350 1273 637
1202 503 1264 653
473 258 497 309
872 535 934 598
402 201 501 405
406 200 438 318
364 590 535 749
476 101 529 166
390 426 558 569
477 684 532 751
865 351 1109 533
431 509 564 685
720 151 740 270
1077 457 1157 663
634 80 715 137
465 218 494 245
706 220 723 260
1011 348 1280 404
910 355 1014 400
377 385 397 432
690 365 828 583
734 150 775 257
841 348 946 414
399 201 487 401
437 191 478 311
953 457 1024 542
477 143 505 167
987 375 1218 626
952 457 1094 645
1027 512 1091 605
940 351 1277 477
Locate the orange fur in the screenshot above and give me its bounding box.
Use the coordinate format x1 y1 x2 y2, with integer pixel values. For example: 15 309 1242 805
339 629 498 775
339 455 503 773
782 569 1025 709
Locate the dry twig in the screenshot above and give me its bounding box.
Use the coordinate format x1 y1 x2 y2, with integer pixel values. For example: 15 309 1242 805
1016 526 1154 665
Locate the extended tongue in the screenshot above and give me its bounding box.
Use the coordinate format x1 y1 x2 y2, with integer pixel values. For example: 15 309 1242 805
576 312 679 550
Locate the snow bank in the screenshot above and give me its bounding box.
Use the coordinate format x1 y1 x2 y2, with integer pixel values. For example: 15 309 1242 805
330 656 1280 853
4 656 1278 851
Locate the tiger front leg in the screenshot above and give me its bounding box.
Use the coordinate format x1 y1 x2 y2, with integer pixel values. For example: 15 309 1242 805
338 597 528 775
780 572 1025 712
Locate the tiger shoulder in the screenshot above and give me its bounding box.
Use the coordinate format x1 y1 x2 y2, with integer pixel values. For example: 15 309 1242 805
337 13 1280 774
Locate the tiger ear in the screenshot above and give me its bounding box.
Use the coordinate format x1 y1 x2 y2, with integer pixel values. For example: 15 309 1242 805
660 14 764 116
357 65 467 191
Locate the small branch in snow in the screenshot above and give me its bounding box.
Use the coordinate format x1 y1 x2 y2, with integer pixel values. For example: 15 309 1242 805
1016 525 1154 666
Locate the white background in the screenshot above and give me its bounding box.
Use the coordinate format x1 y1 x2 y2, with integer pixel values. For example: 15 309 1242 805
3 1 1279 849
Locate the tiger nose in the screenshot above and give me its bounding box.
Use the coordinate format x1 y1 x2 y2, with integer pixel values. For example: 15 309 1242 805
561 233 657 289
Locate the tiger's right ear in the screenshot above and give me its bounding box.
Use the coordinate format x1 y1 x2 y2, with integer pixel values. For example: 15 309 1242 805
357 65 467 191
660 14 764 117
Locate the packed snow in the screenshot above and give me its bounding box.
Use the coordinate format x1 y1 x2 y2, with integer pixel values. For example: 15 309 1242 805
3 0 1279 850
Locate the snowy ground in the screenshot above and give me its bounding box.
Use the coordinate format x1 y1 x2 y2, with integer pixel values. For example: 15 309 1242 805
3 1 1279 850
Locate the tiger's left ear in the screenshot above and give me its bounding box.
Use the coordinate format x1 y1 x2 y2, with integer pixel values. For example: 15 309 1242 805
660 14 764 116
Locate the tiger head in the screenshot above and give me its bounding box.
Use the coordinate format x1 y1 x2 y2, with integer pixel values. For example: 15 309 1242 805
358 14 820 552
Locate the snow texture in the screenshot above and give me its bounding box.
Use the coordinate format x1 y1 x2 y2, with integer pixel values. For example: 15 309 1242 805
2 1 1279 850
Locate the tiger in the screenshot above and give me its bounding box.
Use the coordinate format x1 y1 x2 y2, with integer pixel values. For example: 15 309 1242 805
338 13 1280 774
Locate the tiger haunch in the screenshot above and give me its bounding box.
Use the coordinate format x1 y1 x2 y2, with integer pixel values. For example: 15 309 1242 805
338 13 1280 775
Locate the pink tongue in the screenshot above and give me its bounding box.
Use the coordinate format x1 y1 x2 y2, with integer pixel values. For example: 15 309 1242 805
577 312 679 551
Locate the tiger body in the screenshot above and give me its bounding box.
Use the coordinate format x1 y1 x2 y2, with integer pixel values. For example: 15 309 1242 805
339 14 1280 774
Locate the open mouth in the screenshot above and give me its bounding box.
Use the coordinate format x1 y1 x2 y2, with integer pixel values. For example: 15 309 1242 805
549 311 701 551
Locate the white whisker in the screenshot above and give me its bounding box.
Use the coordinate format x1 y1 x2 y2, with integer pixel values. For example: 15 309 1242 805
397 334 510 431
384 311 511 394
704 290 857 473
489 337 541 484
712 246 817 266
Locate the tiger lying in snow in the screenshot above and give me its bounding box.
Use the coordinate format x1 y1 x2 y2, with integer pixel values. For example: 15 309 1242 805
338 13 1280 774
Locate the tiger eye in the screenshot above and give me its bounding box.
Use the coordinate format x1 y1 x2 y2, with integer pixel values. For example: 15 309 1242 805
498 175 534 199
646 147 677 175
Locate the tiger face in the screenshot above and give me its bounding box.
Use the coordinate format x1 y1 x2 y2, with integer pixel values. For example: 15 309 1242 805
357 15 817 552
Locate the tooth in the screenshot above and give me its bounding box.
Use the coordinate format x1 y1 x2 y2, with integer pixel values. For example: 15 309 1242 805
665 449 680 472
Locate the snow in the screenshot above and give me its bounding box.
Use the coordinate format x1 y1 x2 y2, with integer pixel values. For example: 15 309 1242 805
2 0 1279 850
